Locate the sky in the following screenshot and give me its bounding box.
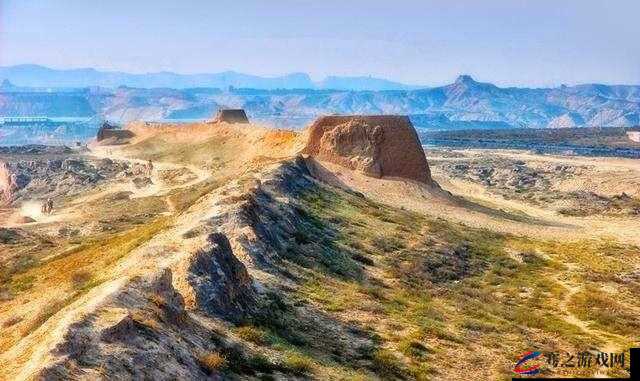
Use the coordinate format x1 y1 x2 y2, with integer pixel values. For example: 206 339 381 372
0 0 638 87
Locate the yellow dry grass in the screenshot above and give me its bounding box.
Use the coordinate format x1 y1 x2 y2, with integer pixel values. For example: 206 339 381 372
197 351 227 372
0 216 171 353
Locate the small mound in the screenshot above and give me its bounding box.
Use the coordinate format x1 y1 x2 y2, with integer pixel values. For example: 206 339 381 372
302 115 433 184
212 109 249 124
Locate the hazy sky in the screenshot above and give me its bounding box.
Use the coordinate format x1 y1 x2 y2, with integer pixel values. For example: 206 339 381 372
1 0 638 87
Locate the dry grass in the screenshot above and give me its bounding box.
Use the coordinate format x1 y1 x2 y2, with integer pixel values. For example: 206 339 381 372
286 186 638 379
569 286 640 336
235 325 268 345
165 177 226 213
0 216 171 352
371 349 407 378
300 276 365 312
70 270 92 289
198 351 227 372
130 311 162 331
282 351 314 375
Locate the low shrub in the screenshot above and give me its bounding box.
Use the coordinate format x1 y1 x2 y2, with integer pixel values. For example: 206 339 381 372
282 352 314 375
235 325 268 345
198 351 227 372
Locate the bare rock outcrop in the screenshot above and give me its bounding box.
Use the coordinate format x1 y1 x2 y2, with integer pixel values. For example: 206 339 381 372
187 233 256 322
302 115 433 184
211 109 250 124
40 269 217 380
0 152 129 204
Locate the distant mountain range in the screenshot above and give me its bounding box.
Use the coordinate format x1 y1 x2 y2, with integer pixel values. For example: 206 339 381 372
1 68 639 129
0 64 420 91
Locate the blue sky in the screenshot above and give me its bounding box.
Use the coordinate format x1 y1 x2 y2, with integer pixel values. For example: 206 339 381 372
1 0 638 87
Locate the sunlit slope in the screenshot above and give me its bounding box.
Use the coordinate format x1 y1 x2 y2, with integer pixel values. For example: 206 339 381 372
119 121 305 171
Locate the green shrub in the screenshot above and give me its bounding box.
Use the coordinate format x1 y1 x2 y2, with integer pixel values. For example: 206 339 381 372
235 325 268 345
282 352 314 375
247 354 279 373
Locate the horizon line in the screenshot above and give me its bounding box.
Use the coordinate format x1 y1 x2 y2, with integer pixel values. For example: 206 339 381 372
1 63 639 89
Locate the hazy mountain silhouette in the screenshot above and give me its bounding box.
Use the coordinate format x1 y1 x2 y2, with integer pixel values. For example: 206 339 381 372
0 64 417 90
1 68 639 129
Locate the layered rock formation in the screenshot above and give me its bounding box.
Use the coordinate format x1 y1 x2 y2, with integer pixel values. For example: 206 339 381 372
212 109 249 124
0 148 131 207
302 115 433 184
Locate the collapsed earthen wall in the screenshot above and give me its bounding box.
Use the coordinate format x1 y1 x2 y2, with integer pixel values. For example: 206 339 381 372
96 123 134 144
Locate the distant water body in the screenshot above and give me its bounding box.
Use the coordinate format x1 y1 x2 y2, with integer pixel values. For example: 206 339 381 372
0 118 99 146
423 140 640 159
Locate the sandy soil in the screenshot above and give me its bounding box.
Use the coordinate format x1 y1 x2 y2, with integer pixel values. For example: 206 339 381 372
308 149 640 247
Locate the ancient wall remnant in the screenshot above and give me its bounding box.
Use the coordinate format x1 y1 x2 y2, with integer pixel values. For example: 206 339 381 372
211 109 250 124
302 115 433 184
96 122 134 144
